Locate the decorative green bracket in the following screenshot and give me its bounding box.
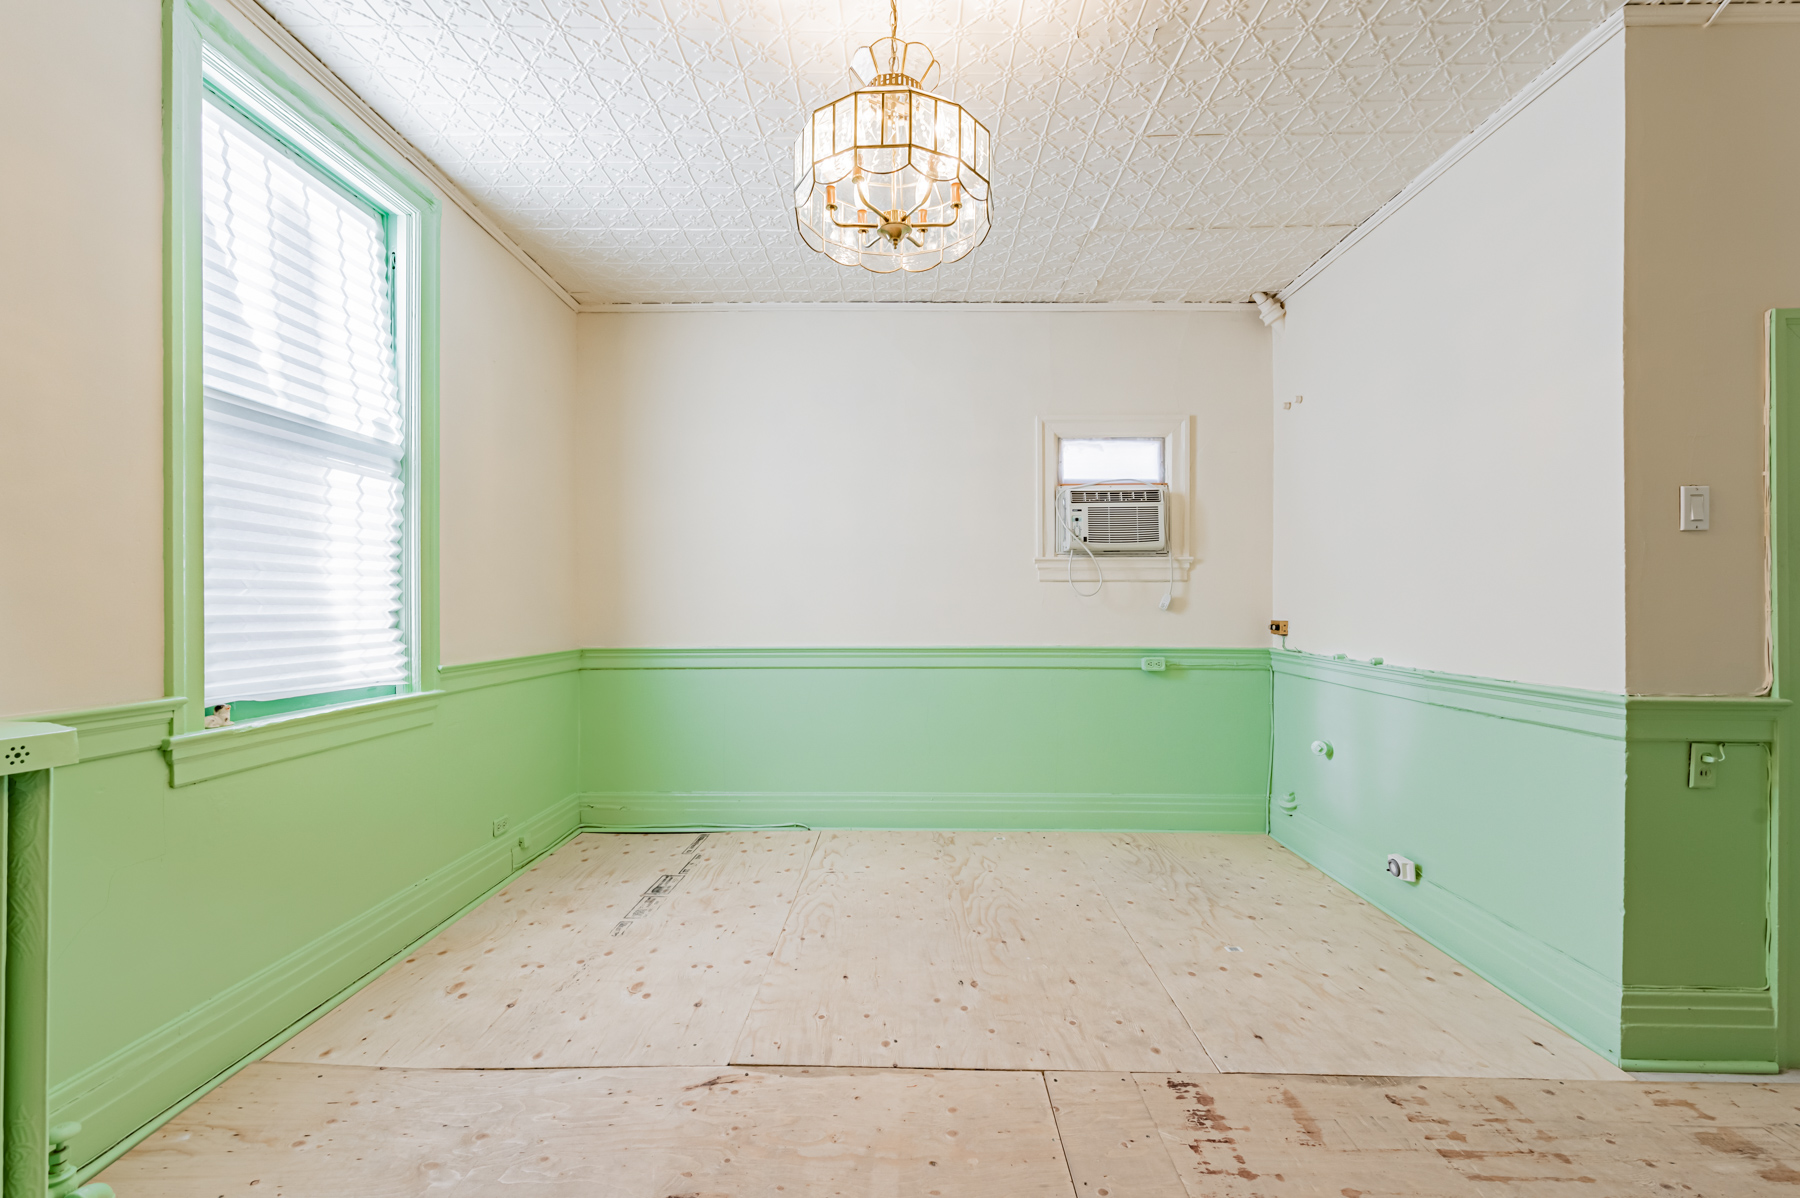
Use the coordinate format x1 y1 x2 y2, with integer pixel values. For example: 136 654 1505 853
0 725 112 1198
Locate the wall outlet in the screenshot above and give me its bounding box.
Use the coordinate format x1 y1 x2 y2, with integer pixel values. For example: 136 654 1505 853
1386 854 1418 883
1688 743 1724 789
1140 656 1166 672
491 816 509 838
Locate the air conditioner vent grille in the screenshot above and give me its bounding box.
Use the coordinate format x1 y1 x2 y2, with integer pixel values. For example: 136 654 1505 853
1070 489 1161 504
1085 504 1164 545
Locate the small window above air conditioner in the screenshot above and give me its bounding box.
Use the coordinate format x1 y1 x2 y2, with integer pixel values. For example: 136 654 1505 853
1059 437 1164 485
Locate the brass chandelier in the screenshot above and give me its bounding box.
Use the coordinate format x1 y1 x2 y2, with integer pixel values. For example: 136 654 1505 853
792 2 992 273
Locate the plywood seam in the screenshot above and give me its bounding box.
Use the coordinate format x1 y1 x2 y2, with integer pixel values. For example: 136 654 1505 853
1038 1071 1087 1198
724 830 825 1066
1074 836 1228 1074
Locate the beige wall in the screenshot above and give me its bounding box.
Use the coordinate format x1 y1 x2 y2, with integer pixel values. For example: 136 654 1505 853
0 0 167 716
1621 15 1800 695
437 214 579 665
0 0 578 718
574 309 1273 647
1271 32 1628 692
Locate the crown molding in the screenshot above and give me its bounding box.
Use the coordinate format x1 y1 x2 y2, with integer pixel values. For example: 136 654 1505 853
220 0 581 313
576 301 1259 313
1277 9 1627 304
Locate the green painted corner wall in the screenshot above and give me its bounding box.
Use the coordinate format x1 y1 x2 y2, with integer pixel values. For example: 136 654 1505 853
41 661 580 1172
575 648 1273 831
1268 653 1630 1059
1268 654 1791 1070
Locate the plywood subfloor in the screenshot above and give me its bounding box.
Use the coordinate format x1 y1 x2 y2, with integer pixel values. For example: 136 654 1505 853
1074 832 1625 1079
1061 1072 1800 1197
269 831 816 1068
731 831 1216 1072
271 830 1618 1079
95 1062 1075 1197
100 1065 1800 1197
1046 1072 1188 1197
100 831 1785 1195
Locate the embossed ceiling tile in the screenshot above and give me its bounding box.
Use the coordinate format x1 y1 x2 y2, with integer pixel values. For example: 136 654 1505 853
262 0 1629 302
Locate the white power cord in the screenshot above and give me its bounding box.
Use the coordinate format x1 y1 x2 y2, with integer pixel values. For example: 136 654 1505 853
1056 479 1177 609
1057 496 1104 597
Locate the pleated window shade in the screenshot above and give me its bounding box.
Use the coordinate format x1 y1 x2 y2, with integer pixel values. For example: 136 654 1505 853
200 94 409 707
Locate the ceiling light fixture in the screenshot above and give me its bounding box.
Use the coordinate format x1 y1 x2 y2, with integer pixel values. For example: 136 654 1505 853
792 1 992 273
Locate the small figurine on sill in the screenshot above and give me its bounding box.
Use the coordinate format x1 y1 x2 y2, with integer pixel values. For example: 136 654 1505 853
203 704 232 729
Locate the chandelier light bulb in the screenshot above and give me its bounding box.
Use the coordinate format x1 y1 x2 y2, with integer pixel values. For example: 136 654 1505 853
792 2 992 273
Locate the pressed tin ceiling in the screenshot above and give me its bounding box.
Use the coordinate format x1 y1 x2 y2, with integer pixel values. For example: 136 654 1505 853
260 0 1623 304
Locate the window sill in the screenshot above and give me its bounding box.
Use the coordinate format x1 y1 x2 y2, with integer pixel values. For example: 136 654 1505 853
1034 556 1193 582
162 690 440 787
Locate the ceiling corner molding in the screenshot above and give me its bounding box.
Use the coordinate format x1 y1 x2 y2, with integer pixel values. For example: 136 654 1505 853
576 301 1261 314
1624 1 1800 26
1276 7 1627 305
221 0 581 313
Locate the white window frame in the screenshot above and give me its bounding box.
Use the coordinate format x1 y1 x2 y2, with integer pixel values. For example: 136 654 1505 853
1035 415 1194 582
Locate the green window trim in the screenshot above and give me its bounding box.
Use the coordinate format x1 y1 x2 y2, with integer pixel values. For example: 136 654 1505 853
164 0 440 746
163 690 441 787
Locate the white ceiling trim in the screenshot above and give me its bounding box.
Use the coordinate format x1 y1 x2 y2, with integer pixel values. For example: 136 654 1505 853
583 300 1259 312
1277 8 1625 305
225 0 582 312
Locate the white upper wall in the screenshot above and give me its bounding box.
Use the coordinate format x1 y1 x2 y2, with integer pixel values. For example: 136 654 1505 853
1271 29 1627 692
575 309 1272 647
0 0 579 717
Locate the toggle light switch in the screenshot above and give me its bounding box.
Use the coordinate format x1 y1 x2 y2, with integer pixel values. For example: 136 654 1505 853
1679 485 1710 531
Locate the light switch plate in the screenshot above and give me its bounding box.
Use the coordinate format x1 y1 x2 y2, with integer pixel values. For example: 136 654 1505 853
1679 485 1710 531
0 723 79 776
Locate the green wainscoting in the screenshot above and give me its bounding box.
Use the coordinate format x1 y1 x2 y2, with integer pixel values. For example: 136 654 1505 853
1270 652 1790 1071
23 642 1795 1180
1620 698 1785 1071
1269 652 1630 1059
35 657 581 1176
576 648 1274 831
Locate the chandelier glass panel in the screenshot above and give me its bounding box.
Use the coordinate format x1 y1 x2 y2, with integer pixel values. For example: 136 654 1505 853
792 27 992 273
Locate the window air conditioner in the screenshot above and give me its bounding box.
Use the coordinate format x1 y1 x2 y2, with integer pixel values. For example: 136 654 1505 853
1057 484 1168 555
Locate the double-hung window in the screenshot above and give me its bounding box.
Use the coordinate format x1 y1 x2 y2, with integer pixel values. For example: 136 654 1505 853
168 4 437 745
201 91 408 718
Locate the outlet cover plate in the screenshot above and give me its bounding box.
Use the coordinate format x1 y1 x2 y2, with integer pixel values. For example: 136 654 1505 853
1689 743 1722 789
